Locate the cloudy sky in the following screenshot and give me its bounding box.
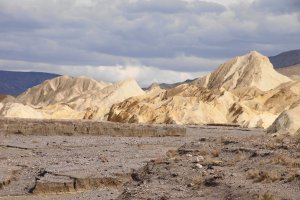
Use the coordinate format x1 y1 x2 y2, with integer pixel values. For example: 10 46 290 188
0 0 299 86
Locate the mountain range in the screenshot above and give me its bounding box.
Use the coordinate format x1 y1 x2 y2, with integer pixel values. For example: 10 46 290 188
269 49 300 68
0 50 299 136
0 50 300 95
0 70 60 95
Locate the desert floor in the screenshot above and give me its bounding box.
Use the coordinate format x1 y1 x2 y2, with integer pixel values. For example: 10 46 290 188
0 123 299 200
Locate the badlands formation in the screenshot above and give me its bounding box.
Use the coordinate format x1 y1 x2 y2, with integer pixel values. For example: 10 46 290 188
108 51 300 134
0 76 145 120
0 51 299 135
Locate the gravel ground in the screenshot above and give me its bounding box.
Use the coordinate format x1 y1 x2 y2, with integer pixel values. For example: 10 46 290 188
1 125 298 200
118 127 300 200
0 126 199 200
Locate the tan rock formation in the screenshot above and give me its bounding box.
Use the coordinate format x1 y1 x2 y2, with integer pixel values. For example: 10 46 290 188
17 76 111 107
267 100 300 135
1 77 145 120
193 51 291 91
108 52 299 130
0 51 299 135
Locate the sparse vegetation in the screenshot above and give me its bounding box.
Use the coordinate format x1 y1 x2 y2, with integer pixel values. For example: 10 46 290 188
211 148 221 157
257 192 277 200
247 169 280 182
272 154 300 168
166 149 178 159
236 150 248 161
191 175 203 188
287 170 300 182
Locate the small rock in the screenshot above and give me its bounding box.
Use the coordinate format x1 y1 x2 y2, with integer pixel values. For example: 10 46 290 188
186 154 193 157
131 172 142 182
187 183 194 187
196 164 203 169
207 164 214 170
196 156 204 162
204 177 219 187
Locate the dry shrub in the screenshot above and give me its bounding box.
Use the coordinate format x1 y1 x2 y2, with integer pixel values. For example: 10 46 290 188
166 149 178 159
257 192 277 200
236 150 248 161
191 175 203 188
247 169 260 179
98 155 108 162
220 136 237 145
272 154 300 168
229 151 249 166
211 148 221 157
204 156 223 166
199 148 208 156
247 169 280 182
287 170 300 182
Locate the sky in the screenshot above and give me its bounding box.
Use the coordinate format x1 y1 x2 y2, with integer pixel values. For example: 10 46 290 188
0 0 299 86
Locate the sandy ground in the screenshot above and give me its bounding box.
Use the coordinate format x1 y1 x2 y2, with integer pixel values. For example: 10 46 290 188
0 125 299 200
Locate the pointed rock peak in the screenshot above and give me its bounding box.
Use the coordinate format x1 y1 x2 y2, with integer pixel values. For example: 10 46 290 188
193 51 291 91
115 78 140 87
243 50 269 62
149 83 160 89
247 50 263 57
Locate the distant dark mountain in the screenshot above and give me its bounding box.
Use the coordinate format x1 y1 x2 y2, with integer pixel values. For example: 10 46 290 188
0 70 60 96
276 64 300 81
269 50 300 68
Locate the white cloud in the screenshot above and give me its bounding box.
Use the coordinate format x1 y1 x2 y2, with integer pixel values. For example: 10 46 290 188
0 59 207 86
0 0 299 85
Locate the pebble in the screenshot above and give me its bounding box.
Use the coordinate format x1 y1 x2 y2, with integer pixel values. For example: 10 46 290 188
196 164 203 169
196 156 204 162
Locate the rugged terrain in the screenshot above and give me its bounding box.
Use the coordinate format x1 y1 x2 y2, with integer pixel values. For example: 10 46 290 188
0 120 299 200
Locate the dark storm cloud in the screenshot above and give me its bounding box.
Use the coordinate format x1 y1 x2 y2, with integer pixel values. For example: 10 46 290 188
123 0 226 14
0 11 45 32
0 0 299 79
252 0 300 14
